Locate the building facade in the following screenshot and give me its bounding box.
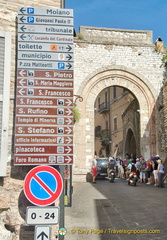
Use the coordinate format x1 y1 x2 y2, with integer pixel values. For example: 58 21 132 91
94 86 135 158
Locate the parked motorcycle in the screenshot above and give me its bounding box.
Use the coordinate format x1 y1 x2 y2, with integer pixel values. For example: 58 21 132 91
109 169 116 183
127 172 138 186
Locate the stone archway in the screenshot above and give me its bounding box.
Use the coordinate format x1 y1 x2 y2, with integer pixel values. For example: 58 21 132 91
124 128 137 159
73 66 156 181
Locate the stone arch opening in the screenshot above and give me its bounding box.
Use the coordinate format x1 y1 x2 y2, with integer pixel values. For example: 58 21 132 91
73 66 156 180
94 85 140 159
124 128 137 159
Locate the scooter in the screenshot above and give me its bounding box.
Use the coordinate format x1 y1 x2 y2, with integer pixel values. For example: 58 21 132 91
109 169 116 183
127 172 138 186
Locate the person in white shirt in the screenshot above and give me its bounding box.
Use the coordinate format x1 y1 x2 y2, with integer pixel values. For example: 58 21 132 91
157 159 164 188
135 158 140 179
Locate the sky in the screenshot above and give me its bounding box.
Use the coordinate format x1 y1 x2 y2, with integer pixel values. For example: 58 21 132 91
66 0 167 46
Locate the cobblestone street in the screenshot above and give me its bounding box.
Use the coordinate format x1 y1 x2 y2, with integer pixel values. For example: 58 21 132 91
65 179 167 240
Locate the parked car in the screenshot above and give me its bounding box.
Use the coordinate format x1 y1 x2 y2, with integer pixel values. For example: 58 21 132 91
96 157 109 178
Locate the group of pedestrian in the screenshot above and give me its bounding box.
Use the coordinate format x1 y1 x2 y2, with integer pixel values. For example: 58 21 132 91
91 154 165 187
124 155 165 187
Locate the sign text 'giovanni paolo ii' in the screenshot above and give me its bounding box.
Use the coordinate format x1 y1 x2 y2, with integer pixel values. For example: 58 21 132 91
14 7 74 165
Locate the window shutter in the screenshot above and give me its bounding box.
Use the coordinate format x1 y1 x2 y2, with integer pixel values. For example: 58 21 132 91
0 32 11 176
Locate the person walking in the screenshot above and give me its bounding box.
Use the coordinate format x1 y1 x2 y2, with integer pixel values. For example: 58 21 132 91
139 156 146 183
157 159 164 188
145 159 153 184
135 158 140 179
92 155 98 183
151 157 159 186
119 158 125 179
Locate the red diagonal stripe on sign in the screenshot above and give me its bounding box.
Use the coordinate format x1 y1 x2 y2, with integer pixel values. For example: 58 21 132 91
33 174 55 197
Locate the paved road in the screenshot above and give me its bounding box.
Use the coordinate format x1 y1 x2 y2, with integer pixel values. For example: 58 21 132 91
64 178 167 240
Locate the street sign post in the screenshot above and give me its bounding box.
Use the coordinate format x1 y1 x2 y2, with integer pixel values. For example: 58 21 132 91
14 7 74 165
26 206 59 225
24 166 63 206
34 226 51 240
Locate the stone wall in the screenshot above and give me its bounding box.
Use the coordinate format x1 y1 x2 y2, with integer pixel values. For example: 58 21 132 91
0 1 61 239
162 81 167 173
73 26 165 180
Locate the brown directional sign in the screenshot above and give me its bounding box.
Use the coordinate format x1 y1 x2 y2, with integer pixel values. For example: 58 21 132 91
14 7 74 166
16 97 73 106
16 88 73 97
17 70 73 79
16 106 73 116
15 145 73 155
15 126 73 135
16 116 73 125
15 135 73 144
14 155 73 165
17 79 73 88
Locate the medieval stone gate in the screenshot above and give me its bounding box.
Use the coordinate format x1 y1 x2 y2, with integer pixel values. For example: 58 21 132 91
73 26 164 181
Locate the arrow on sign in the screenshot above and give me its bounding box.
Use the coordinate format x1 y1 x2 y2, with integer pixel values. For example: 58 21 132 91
66 54 72 61
20 25 27 32
18 88 26 95
20 16 26 23
66 45 72 52
19 79 26 86
66 63 72 69
65 137 72 144
20 34 26 40
37 231 48 240
65 99 73 106
65 127 72 134
65 146 72 154
19 7 26 14
66 118 73 125
66 108 72 115
19 70 26 76
65 156 72 163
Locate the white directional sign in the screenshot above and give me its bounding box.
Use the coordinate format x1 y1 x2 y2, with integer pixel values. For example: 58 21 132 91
18 60 73 70
18 42 73 52
34 226 51 240
26 206 59 225
18 51 73 61
18 24 73 34
18 15 74 26
18 33 73 43
19 7 73 17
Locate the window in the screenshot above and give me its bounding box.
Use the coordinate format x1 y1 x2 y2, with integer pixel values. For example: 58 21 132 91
0 32 11 176
113 116 117 131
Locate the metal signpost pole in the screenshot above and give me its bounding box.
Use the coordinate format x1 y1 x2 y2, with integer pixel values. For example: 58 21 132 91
59 165 65 240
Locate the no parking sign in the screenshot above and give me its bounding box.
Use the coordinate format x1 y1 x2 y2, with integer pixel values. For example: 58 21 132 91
24 166 63 206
